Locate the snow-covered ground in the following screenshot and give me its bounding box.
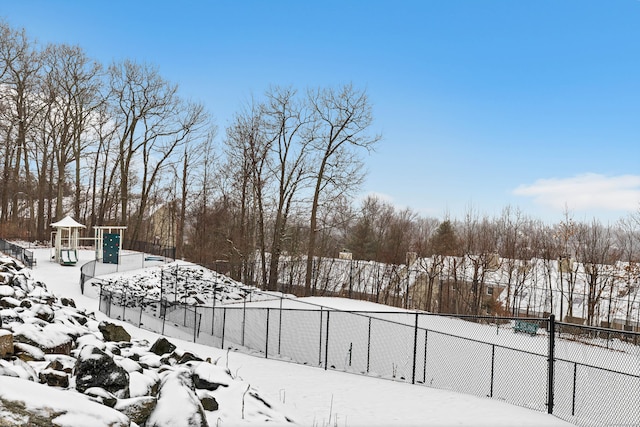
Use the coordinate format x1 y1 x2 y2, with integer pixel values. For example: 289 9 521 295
13 247 574 427
253 254 640 328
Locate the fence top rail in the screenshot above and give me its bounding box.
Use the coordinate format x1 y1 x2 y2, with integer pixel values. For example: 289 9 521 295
557 321 640 337
80 259 95 275
555 356 640 378
0 238 34 267
436 313 549 322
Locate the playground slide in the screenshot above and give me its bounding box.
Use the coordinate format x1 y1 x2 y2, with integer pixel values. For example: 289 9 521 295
60 250 71 264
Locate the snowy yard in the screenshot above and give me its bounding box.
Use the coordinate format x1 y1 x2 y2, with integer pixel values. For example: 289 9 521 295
1 247 578 426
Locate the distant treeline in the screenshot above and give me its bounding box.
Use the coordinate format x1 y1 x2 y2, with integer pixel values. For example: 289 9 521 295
2 20 640 301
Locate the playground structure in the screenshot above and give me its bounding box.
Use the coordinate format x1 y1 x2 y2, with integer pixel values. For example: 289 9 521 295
50 217 127 266
50 216 86 266
94 225 127 264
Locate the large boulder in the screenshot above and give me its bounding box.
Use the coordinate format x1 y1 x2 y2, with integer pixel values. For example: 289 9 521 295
38 368 69 388
191 362 231 391
197 390 219 412
74 345 130 399
60 297 76 308
99 321 131 343
129 370 160 397
12 342 45 362
83 387 118 407
0 330 13 357
0 297 20 309
12 323 73 355
0 376 130 427
0 285 14 298
149 337 176 356
145 368 208 427
10 272 30 293
115 396 157 425
31 303 55 323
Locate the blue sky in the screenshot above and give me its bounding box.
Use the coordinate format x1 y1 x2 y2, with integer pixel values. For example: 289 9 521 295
3 1 640 223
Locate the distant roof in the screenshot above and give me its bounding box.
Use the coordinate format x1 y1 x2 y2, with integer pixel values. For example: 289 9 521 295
50 215 86 228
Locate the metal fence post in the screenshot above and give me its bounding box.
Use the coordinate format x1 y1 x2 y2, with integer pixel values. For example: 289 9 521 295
211 286 217 335
278 297 283 355
265 308 270 358
490 344 496 398
366 317 372 374
107 288 112 318
572 362 577 416
193 306 197 342
423 329 428 384
318 308 324 366
547 314 556 414
324 310 330 370
160 267 164 307
161 299 166 335
221 307 227 349
412 312 418 384
122 288 126 321
242 297 247 347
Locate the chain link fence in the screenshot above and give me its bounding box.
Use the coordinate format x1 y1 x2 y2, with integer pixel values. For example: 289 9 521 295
94 282 639 427
553 322 640 426
0 238 35 268
1 238 634 427
65 245 639 427
80 252 173 294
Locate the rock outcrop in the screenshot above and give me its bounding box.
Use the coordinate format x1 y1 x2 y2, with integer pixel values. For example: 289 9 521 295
0 254 295 426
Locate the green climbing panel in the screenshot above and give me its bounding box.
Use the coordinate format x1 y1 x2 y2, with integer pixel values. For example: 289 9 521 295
103 233 120 264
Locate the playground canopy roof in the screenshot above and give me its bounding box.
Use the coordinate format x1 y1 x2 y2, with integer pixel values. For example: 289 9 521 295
50 216 86 229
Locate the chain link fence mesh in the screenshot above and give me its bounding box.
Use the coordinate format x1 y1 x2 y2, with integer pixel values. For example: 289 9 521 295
94 282 640 427
552 322 640 426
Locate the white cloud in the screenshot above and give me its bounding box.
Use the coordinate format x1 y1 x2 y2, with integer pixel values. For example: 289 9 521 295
513 173 640 212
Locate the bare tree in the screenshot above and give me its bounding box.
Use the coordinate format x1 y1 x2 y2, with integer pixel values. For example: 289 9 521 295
42 43 102 221
459 209 498 315
0 21 42 236
223 101 271 287
174 126 216 259
573 220 614 325
615 214 640 328
303 84 380 295
554 210 579 320
348 195 394 261
429 219 460 312
495 206 535 314
85 100 121 229
107 60 208 243
262 86 312 291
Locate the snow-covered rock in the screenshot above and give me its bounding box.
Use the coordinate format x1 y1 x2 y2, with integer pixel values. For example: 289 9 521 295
74 345 130 398
12 322 74 355
12 341 45 361
0 284 14 297
0 376 130 427
99 321 131 342
0 253 297 426
0 329 12 357
191 360 231 391
129 369 160 397
0 296 21 308
149 336 176 356
146 368 207 427
115 395 158 425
